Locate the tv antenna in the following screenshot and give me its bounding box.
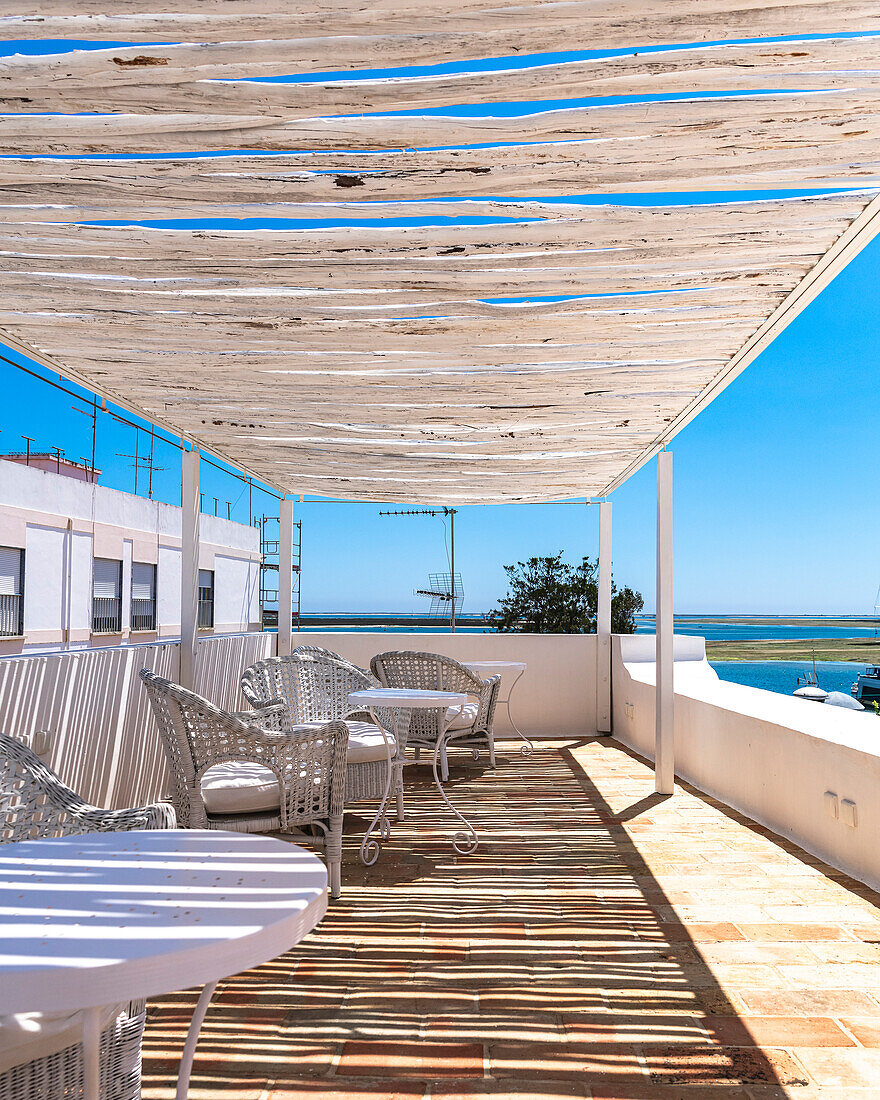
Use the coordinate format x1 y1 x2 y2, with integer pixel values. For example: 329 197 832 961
379 507 460 630
115 421 164 498
415 571 464 625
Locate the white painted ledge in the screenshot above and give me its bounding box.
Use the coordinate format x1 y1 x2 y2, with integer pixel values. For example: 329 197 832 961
612 634 880 892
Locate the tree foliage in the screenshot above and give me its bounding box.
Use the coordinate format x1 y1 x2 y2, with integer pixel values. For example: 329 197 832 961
488 553 644 634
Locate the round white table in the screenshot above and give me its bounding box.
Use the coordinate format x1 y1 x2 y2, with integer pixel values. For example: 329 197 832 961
463 660 533 755
348 687 478 861
0 829 327 1100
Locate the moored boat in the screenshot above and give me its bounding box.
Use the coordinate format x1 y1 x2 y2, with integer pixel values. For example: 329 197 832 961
852 665 880 707
793 664 827 702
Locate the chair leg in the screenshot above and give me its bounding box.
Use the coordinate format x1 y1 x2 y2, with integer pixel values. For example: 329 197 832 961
488 734 496 768
329 859 341 899
395 783 405 822
327 813 343 900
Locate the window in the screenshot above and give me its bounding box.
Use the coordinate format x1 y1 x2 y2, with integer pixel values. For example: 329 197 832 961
198 569 214 628
92 558 122 633
131 562 157 631
0 547 24 637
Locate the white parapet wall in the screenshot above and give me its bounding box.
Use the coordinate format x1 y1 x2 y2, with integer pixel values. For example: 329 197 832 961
0 631 273 809
613 633 880 891
292 631 598 740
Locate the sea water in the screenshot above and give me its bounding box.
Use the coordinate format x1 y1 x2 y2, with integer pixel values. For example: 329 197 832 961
710 660 864 697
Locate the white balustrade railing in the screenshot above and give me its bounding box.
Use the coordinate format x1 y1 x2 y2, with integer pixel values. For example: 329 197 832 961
0 632 274 809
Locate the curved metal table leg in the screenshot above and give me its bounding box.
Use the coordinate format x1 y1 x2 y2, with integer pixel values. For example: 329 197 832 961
506 670 533 756
359 706 407 866
176 980 218 1100
432 727 478 856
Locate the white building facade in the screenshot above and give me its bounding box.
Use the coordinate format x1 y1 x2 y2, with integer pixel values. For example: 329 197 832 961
0 458 261 654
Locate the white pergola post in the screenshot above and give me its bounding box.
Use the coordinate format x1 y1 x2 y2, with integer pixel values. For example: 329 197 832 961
596 501 613 733
180 448 200 689
655 449 674 794
278 497 294 657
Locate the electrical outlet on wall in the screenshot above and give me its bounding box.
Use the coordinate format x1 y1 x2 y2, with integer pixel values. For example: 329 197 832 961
841 799 858 828
824 791 839 820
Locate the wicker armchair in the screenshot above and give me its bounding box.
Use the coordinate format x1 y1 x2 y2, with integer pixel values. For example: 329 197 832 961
370 651 501 778
139 669 349 898
0 731 176 1100
241 650 403 818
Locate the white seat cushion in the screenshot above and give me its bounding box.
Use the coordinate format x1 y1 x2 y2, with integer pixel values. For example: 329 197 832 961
345 721 396 764
299 720 396 764
446 701 479 731
200 722 396 815
0 1004 120 1075
201 761 281 815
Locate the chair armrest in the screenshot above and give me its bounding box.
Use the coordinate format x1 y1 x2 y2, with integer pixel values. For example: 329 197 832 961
75 801 178 833
0 742 178 837
249 695 287 712
232 700 288 731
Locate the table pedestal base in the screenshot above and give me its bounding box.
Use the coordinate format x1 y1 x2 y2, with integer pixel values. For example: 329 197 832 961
433 730 479 855
358 705 479 863
505 670 533 756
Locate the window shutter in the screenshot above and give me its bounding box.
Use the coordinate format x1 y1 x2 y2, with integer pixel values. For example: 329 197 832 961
131 562 155 601
0 548 22 596
93 559 121 599
198 569 213 593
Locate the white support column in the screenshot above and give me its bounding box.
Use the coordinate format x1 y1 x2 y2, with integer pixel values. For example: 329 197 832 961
278 497 294 657
655 449 674 794
180 448 200 689
596 501 613 733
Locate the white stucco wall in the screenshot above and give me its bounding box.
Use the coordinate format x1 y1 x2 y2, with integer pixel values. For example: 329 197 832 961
0 459 261 653
612 634 880 892
214 553 260 634
291 631 599 739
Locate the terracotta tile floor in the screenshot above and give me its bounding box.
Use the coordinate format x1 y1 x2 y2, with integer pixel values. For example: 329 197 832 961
142 737 880 1099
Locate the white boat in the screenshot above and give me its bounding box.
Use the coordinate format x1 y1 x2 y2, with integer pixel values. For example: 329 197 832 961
826 690 865 710
793 683 828 702
793 663 827 702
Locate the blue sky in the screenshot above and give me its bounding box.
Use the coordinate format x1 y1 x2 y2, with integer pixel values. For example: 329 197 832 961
1 36 878 616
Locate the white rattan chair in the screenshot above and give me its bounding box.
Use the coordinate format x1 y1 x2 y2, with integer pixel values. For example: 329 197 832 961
0 731 176 1100
370 651 501 777
241 650 403 818
139 669 349 898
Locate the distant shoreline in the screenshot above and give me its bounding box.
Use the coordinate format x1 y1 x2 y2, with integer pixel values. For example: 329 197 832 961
672 615 878 628
707 638 880 662
279 612 880 662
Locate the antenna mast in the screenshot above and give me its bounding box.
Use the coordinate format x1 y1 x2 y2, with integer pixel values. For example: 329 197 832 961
379 507 460 631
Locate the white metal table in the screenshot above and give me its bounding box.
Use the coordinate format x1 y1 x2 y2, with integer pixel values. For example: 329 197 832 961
463 660 533 755
348 687 479 860
0 829 327 1100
